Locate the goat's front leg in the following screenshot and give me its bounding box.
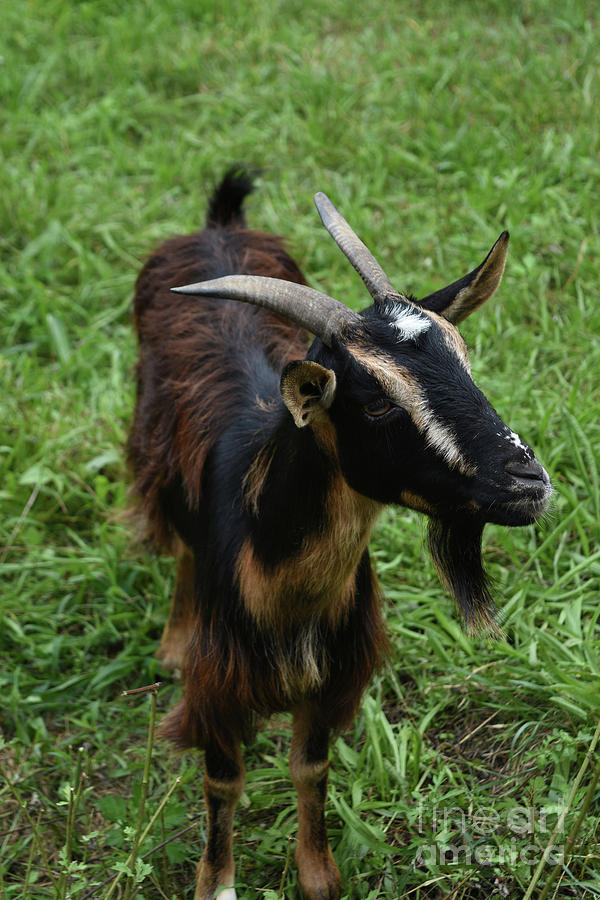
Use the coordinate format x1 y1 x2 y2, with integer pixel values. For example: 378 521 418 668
290 704 342 900
195 741 245 900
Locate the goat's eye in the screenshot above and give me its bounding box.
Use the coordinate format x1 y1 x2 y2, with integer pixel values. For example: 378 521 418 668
363 398 394 418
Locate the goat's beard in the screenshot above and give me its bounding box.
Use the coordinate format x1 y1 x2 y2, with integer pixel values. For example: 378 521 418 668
427 515 502 638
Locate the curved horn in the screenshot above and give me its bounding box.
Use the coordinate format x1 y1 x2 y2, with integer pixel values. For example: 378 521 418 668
314 192 406 304
171 275 361 347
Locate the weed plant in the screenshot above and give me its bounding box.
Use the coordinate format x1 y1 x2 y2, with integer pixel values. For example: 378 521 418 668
1 1 599 897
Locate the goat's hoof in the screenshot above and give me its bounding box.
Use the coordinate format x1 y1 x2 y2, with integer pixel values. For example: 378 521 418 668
194 856 237 900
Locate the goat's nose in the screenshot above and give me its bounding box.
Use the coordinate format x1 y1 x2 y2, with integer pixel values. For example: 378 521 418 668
505 458 547 482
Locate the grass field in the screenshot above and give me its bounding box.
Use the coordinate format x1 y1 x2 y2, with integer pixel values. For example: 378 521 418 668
1 0 599 897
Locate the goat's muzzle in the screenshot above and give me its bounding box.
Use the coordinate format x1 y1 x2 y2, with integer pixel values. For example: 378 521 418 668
490 456 552 526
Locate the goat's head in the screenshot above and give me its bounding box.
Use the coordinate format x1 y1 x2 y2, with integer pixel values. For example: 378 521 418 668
173 194 552 633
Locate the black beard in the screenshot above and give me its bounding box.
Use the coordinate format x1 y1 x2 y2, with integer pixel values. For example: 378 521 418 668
427 515 501 637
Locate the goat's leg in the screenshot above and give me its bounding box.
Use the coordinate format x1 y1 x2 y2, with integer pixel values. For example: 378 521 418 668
290 704 342 900
156 539 196 669
195 741 245 900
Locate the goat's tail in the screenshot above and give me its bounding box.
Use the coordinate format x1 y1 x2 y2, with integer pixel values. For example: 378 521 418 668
206 166 256 228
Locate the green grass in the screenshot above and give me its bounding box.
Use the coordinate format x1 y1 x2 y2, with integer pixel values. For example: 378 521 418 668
1 0 599 897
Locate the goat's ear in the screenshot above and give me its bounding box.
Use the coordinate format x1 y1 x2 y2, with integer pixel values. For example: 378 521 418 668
418 231 509 324
280 361 337 428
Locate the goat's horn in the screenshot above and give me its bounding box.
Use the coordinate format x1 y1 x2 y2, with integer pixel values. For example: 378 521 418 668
314 192 406 305
171 275 361 347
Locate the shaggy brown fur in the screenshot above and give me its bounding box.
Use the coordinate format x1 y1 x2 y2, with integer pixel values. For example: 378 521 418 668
128 230 308 548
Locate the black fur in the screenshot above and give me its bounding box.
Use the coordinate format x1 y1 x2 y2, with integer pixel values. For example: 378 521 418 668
207 165 256 227
428 515 498 634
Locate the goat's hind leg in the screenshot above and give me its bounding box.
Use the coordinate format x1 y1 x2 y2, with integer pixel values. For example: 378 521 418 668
195 741 245 900
156 538 196 670
290 704 342 900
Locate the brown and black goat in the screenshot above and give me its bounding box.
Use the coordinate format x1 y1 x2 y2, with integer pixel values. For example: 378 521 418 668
128 169 552 900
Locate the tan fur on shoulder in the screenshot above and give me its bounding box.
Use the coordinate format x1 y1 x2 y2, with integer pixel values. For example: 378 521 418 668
236 473 381 630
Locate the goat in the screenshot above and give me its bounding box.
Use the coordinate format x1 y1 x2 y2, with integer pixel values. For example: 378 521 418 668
127 169 552 900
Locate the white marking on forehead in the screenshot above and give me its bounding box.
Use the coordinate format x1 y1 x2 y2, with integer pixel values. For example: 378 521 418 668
385 301 431 342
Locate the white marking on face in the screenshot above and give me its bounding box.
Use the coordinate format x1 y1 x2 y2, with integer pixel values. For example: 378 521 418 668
503 427 534 459
347 346 476 476
385 301 431 342
414 397 474 473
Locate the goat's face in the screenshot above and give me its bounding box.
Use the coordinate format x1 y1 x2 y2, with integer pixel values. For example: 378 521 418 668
277 276 552 634
299 298 551 528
